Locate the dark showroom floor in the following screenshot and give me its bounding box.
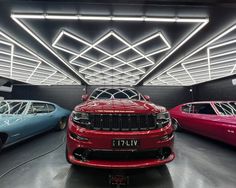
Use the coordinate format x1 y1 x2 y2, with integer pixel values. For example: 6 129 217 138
0 130 236 188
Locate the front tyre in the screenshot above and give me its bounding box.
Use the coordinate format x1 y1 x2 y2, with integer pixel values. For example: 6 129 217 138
0 138 3 151
172 118 182 131
56 117 68 131
66 147 73 165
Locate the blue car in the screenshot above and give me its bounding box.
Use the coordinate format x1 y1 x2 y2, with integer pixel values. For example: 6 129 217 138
0 100 70 150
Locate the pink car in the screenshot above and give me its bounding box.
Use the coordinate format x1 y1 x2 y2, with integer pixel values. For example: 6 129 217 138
169 101 236 146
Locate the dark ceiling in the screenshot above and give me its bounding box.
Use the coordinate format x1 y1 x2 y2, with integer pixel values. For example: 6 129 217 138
0 0 236 86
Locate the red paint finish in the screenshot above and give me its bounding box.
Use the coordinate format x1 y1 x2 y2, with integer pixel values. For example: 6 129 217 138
74 99 165 114
66 88 175 169
170 101 236 146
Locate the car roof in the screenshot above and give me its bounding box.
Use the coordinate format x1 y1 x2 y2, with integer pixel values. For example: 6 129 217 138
94 87 135 90
1 100 55 104
184 101 235 105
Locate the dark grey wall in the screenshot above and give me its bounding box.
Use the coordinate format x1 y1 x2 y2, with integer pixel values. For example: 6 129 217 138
11 85 86 110
0 92 12 99
136 86 193 109
9 85 192 110
5 76 236 110
193 76 236 101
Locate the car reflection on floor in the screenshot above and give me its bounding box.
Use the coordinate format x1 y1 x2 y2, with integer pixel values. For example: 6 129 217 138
65 165 173 188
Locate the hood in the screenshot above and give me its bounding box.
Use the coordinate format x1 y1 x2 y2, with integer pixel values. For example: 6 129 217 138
74 99 166 114
0 115 22 128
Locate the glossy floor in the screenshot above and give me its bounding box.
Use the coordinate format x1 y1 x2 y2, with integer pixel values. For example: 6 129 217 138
0 130 236 188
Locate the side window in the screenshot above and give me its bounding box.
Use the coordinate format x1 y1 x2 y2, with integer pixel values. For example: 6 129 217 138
16 102 27 114
181 104 191 113
191 103 216 115
47 104 56 113
0 102 8 114
215 102 236 115
8 102 27 114
28 103 48 114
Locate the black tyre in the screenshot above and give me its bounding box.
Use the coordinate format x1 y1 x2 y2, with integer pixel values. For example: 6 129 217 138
56 117 68 131
172 118 182 131
0 137 3 151
66 147 72 164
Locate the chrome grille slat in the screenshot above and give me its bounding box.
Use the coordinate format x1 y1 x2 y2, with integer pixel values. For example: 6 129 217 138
90 114 156 131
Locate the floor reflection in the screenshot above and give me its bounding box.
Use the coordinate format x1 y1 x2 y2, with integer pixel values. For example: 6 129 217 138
65 165 173 188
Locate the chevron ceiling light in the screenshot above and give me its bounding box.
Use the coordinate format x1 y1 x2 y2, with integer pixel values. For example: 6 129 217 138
11 13 208 85
52 30 171 85
0 30 80 85
145 23 236 86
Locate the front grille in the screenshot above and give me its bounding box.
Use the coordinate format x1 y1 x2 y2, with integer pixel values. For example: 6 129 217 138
89 114 157 131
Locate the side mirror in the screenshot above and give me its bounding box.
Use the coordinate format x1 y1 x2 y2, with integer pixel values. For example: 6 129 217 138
82 94 89 101
144 95 150 101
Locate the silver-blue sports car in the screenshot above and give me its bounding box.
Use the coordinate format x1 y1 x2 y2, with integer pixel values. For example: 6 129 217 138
0 100 70 150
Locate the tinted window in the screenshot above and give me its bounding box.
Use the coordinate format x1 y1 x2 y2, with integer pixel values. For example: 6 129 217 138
191 103 216 115
0 101 7 114
47 104 56 112
90 88 142 100
181 104 191 113
28 103 48 114
215 102 236 115
0 101 27 115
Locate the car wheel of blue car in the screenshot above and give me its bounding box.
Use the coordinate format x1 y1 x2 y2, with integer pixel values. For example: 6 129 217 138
57 117 67 131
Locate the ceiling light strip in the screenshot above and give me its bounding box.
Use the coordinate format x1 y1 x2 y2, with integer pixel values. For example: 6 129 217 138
0 32 79 85
0 40 14 78
231 65 236 73
166 72 184 85
64 31 151 74
52 27 169 84
145 22 236 85
181 63 196 83
141 18 209 85
12 14 207 23
40 71 57 83
11 13 208 85
10 17 83 84
55 76 67 84
27 62 41 82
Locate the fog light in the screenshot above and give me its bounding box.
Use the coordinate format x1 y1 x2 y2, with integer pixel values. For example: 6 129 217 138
70 132 89 141
159 133 172 141
161 147 172 159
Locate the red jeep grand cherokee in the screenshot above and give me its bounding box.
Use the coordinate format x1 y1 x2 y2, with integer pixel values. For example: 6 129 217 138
66 87 175 169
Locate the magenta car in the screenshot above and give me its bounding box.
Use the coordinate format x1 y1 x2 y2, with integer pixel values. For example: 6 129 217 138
169 101 236 146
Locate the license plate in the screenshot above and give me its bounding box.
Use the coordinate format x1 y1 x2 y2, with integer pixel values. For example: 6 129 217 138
109 174 129 185
112 139 139 149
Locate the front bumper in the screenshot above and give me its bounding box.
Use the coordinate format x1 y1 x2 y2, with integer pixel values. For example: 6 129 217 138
66 120 175 169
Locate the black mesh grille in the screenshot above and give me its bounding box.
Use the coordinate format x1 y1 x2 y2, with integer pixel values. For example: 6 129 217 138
73 148 172 161
89 114 157 131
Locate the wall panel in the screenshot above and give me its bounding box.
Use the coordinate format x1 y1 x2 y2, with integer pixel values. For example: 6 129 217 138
10 85 192 110
194 76 236 101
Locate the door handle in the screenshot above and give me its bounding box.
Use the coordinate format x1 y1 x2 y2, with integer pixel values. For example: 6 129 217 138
227 130 234 134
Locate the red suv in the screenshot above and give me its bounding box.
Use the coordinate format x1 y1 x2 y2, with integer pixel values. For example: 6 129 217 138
66 87 175 169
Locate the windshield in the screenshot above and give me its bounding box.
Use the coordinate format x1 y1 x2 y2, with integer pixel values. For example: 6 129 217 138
215 102 236 115
89 88 144 100
0 101 28 115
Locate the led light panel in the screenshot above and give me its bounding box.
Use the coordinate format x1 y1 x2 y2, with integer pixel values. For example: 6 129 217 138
11 13 208 85
146 23 236 86
0 30 80 85
52 30 170 85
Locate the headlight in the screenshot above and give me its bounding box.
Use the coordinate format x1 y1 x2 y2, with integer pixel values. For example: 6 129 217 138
156 112 171 128
71 111 91 127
